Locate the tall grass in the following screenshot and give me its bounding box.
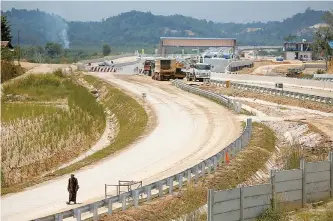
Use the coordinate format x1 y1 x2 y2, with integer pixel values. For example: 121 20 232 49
1 74 105 191
52 75 148 176
3 74 71 101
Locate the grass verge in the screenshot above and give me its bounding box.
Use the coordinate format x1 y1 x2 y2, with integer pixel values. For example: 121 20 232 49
99 122 276 221
1 73 106 194
52 74 148 176
1 73 148 195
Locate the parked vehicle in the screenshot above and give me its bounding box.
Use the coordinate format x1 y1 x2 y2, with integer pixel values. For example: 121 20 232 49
174 62 186 79
143 60 155 76
186 63 211 82
151 59 176 81
98 60 114 67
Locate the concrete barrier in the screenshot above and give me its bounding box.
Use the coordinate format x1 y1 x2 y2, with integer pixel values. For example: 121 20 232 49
208 154 333 221
32 83 253 221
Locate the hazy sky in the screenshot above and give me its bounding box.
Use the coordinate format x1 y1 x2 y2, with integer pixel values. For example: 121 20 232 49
1 1 333 23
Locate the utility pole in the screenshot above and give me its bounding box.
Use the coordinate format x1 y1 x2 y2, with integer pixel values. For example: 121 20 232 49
17 30 21 65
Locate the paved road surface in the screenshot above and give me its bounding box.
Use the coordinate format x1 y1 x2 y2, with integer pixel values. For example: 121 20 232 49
1 73 241 221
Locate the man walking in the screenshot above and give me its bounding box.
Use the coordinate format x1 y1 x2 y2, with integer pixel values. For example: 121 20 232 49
67 174 79 205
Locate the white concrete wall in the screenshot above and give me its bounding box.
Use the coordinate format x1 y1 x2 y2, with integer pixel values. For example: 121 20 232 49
299 51 312 61
208 158 333 221
285 52 296 60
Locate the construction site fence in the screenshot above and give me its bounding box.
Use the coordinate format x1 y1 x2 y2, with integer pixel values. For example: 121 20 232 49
32 85 253 221
208 152 333 221
207 79 333 105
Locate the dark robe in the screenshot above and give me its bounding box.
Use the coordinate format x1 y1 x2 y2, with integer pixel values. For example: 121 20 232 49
68 177 79 203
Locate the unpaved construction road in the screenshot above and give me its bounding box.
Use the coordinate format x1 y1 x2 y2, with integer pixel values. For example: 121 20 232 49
1 72 241 221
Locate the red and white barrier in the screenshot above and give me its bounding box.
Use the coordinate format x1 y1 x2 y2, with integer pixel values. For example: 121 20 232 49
90 67 120 72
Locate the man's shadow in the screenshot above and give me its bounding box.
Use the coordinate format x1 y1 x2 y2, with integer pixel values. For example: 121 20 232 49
66 202 83 205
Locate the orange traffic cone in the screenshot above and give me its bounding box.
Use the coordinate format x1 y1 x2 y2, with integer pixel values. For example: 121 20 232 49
225 152 230 164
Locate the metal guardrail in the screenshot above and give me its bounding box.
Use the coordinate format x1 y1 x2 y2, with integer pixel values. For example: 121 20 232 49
313 74 333 82
208 79 333 105
32 81 253 221
172 80 242 113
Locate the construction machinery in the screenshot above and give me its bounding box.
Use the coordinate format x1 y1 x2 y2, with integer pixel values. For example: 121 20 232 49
174 61 186 79
143 60 155 76
286 68 302 78
185 63 211 82
151 58 176 81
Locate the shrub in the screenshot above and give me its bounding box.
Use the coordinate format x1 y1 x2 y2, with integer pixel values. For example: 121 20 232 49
1 61 24 83
53 68 65 78
316 69 325 74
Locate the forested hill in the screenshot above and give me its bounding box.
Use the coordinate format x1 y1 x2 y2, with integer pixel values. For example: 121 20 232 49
1 8 327 49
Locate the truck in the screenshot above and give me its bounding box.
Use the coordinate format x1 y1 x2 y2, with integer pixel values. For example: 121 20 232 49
151 58 176 81
185 63 211 82
98 60 114 67
143 60 155 76
151 59 176 81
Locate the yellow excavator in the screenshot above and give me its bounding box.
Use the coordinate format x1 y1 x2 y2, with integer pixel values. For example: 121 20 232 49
174 62 186 79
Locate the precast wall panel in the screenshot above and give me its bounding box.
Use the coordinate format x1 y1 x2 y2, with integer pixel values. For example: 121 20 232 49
161 38 236 47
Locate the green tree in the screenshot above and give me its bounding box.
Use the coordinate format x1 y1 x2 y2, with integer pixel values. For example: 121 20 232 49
1 15 14 61
45 42 63 58
102 44 111 56
1 15 12 43
283 34 297 42
312 10 333 70
312 27 333 70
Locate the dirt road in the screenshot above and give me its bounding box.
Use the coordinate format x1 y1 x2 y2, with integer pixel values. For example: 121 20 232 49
1 73 241 221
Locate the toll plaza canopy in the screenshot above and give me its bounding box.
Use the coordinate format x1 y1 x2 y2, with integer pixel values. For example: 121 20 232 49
158 37 236 55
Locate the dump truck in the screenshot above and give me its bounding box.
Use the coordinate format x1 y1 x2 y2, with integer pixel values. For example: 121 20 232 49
143 60 155 76
186 63 211 82
174 61 186 79
151 59 176 81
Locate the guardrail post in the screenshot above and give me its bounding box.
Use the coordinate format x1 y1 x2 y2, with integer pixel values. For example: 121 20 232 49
133 190 139 207
219 150 225 166
55 213 63 221
201 162 206 176
194 166 199 182
216 153 222 166
177 173 183 190
168 177 174 194
121 194 127 211
187 169 192 183
207 160 212 174
213 156 218 171
107 198 113 214
90 203 98 221
158 181 163 197
73 208 81 221
144 185 152 201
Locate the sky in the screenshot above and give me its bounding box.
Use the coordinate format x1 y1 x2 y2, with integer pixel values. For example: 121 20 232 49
1 1 333 23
